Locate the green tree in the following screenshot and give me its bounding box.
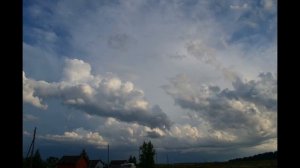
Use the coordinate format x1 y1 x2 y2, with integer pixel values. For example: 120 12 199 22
80 149 89 160
128 155 137 165
23 149 46 168
23 157 30 168
46 156 59 168
139 141 155 168
132 156 137 165
32 149 46 168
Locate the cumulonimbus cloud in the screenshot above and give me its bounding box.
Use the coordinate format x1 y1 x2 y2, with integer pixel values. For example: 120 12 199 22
23 58 172 129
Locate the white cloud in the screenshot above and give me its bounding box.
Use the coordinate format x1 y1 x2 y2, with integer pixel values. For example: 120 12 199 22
230 3 249 10
262 0 274 10
23 59 172 129
62 59 93 83
41 128 107 148
23 114 39 122
169 124 202 141
23 131 31 136
102 117 146 145
89 117 168 147
23 72 48 109
145 127 166 138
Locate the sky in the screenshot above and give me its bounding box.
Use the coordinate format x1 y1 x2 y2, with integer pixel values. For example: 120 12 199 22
23 0 277 163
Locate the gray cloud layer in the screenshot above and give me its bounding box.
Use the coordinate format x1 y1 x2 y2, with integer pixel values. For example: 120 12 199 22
23 58 172 129
163 72 277 147
23 0 277 161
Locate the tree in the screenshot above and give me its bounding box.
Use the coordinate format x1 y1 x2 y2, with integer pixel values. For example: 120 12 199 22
32 149 46 168
46 156 59 168
128 155 137 165
139 141 156 168
23 157 30 168
80 149 89 160
23 149 46 168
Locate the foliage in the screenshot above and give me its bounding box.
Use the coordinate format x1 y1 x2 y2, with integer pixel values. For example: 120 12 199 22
139 141 156 168
45 156 59 168
33 149 46 168
229 151 277 162
23 149 46 168
128 155 137 165
81 149 89 160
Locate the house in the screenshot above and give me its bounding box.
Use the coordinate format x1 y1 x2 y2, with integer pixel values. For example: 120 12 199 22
57 155 89 168
109 160 128 168
88 159 106 168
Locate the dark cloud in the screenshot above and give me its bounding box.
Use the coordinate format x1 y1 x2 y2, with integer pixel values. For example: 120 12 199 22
147 131 163 139
226 72 277 110
163 72 277 144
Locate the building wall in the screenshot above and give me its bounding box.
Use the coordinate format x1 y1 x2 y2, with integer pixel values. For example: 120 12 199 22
75 157 88 168
57 157 88 168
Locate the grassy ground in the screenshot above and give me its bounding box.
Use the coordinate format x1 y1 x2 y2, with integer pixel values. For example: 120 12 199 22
155 160 277 168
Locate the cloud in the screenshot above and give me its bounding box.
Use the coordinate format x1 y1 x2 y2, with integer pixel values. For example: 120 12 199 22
251 138 277 152
55 116 246 150
185 40 239 81
107 33 136 51
23 131 31 136
23 72 48 110
23 0 277 161
62 58 93 83
163 72 277 148
25 27 58 44
146 127 166 139
262 0 274 10
41 128 107 148
102 117 142 144
23 58 172 129
230 3 249 10
57 117 168 148
100 117 167 146
23 114 39 122
226 72 277 111
169 124 202 142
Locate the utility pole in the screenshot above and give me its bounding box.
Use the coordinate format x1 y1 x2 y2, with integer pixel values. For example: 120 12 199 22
26 127 37 168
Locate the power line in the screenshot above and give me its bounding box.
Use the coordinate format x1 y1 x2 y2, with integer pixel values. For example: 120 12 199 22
26 127 37 168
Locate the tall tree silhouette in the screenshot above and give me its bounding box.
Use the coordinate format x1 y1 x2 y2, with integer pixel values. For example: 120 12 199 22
80 149 89 160
139 141 155 168
32 149 45 168
46 156 59 168
128 155 137 165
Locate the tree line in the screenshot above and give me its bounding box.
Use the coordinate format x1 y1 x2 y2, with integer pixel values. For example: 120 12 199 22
228 151 277 162
23 149 59 168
